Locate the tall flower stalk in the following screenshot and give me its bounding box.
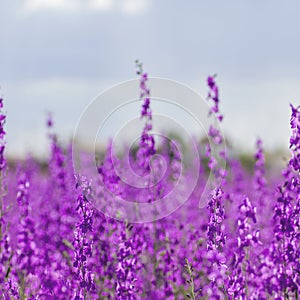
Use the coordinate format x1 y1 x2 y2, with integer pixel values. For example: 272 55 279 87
227 197 261 299
15 169 40 299
253 139 267 206
270 104 300 299
0 97 6 247
115 223 139 300
135 60 156 178
73 176 95 300
0 98 14 299
205 75 228 298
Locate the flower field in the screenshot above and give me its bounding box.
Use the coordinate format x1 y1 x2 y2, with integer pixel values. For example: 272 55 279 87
0 65 299 300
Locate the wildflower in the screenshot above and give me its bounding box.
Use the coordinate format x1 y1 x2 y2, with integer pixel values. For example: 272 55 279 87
73 176 95 299
227 197 261 299
135 60 156 174
115 226 139 300
207 75 223 121
0 97 6 171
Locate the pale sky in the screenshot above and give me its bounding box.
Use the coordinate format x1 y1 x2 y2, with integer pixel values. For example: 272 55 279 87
1 0 299 157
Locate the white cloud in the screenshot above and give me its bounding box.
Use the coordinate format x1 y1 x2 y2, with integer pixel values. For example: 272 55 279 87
23 0 150 14
24 0 76 12
120 0 149 15
89 0 115 12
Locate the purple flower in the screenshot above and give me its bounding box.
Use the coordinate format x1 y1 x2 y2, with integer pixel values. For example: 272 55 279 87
207 75 223 121
254 139 267 192
289 104 300 172
227 197 261 298
0 70 299 299
73 176 95 299
0 98 6 172
115 226 139 299
135 60 156 175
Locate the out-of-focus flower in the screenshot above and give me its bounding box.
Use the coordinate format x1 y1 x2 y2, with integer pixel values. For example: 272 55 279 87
0 97 6 171
207 75 223 121
135 60 156 175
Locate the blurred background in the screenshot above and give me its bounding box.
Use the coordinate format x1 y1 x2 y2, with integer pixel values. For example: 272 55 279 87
0 0 299 161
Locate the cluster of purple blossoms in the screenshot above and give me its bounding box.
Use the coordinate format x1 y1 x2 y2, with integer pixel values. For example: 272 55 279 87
0 97 6 266
13 169 41 298
267 104 300 298
0 97 6 234
228 197 261 299
48 115 67 191
115 225 139 300
206 188 226 252
0 64 299 299
98 140 122 196
199 76 228 298
73 176 95 299
16 171 30 217
254 139 266 194
0 98 6 172
207 75 223 122
135 60 156 175
289 104 300 171
206 77 226 242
